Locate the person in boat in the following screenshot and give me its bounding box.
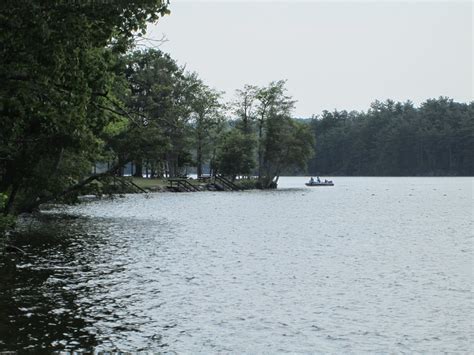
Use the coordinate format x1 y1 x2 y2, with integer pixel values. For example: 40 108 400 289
317 176 321 183
309 177 314 184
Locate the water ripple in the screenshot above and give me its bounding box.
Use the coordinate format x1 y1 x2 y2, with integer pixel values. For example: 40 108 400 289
0 177 472 353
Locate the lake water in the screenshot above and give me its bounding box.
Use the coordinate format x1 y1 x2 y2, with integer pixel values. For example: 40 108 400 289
0 177 472 353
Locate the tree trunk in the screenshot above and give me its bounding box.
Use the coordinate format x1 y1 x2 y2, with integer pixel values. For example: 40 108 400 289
167 153 178 178
257 121 264 179
117 161 124 177
3 183 19 215
197 140 203 178
133 160 143 178
21 159 130 213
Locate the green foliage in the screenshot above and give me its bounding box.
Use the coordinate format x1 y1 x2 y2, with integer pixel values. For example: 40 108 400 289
0 1 169 213
190 81 224 177
231 80 314 188
233 84 258 134
309 98 473 176
215 130 256 179
117 49 202 178
260 115 314 188
233 179 259 190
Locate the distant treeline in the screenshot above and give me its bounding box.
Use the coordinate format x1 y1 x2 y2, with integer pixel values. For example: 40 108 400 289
308 98 473 176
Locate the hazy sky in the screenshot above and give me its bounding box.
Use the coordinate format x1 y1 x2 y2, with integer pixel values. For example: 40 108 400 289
147 1 473 117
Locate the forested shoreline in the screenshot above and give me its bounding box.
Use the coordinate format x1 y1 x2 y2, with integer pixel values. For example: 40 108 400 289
0 1 313 226
0 1 472 234
308 98 473 177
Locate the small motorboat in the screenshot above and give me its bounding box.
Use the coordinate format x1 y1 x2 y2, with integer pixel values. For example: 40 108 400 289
305 177 334 186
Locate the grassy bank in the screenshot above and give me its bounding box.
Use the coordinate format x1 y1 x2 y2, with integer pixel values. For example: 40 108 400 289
130 176 260 192
130 177 169 190
76 176 262 197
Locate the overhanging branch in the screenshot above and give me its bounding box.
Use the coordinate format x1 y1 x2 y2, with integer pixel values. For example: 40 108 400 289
22 158 131 213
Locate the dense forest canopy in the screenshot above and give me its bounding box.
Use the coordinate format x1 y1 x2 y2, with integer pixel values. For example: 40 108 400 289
308 98 473 176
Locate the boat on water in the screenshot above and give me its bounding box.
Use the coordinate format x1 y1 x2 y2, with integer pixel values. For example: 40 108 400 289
305 181 334 186
305 177 334 186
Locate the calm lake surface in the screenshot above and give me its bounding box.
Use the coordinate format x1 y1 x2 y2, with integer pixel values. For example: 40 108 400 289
1 177 472 353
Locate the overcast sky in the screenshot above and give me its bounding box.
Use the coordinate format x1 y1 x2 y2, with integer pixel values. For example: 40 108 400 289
147 1 473 117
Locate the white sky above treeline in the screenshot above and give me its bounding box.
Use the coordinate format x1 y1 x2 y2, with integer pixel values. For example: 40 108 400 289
147 0 473 117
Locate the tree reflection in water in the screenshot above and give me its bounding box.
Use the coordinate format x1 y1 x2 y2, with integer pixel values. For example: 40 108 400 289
0 215 99 352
